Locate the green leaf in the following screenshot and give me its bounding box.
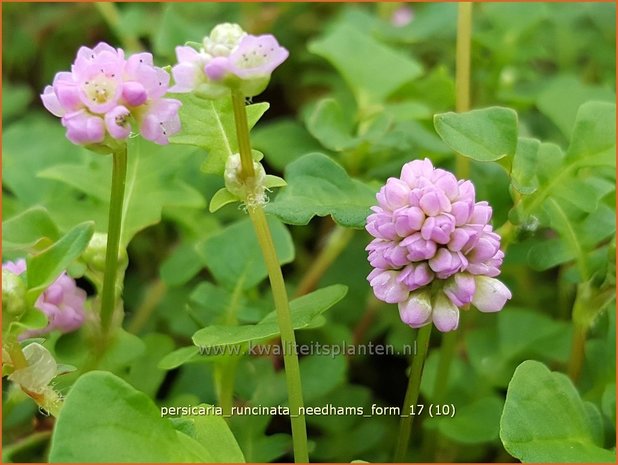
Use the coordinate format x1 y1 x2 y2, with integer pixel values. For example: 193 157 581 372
466 309 571 388
433 396 504 444
3 116 105 230
252 119 323 171
196 216 294 290
126 333 175 398
160 242 203 287
2 206 60 252
181 414 245 463
500 360 616 463
209 188 240 213
265 153 377 228
263 175 287 189
566 101 616 165
193 284 347 349
433 107 518 162
26 222 94 302
306 98 357 151
537 75 615 137
309 22 422 106
511 137 540 195
169 93 269 175
39 137 205 246
252 354 347 407
3 80 32 122
49 371 220 462
159 346 202 370
522 102 616 219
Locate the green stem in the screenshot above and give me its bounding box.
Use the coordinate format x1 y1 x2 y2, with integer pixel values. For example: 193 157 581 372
100 146 128 338
216 357 240 417
231 90 255 180
394 324 432 462
455 1 473 179
295 226 354 297
247 206 309 463
432 330 457 403
231 94 309 463
567 322 587 381
217 276 245 416
94 2 142 52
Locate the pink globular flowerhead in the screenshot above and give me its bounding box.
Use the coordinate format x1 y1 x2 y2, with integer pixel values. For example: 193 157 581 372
366 158 511 332
40 42 182 150
170 23 288 98
2 259 87 338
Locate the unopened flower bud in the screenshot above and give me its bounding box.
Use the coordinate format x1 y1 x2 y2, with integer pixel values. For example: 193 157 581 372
203 23 247 57
3 268 27 318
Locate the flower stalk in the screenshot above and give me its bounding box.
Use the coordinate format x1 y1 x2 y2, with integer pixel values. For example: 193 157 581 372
99 145 128 338
394 324 432 462
455 1 473 179
230 92 309 463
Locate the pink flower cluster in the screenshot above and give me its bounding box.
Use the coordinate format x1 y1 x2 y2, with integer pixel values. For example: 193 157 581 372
170 23 288 97
3 260 86 338
41 43 181 146
366 159 511 332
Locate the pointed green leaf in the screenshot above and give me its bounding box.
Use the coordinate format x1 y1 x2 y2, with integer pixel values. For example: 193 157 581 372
209 188 240 213
263 175 287 189
265 153 377 228
500 360 615 463
434 106 518 162
26 222 94 303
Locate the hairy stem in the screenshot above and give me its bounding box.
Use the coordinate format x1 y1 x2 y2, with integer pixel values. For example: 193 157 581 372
455 1 473 179
231 93 309 463
100 146 128 338
394 324 432 462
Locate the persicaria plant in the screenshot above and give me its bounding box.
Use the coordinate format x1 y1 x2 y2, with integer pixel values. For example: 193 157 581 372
3 4 615 464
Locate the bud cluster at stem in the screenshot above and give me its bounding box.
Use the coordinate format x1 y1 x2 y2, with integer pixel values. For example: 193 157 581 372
170 23 289 98
224 153 267 207
365 158 511 332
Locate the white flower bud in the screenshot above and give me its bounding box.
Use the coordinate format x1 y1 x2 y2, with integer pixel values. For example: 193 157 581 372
203 23 246 57
224 153 267 207
2 269 27 318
